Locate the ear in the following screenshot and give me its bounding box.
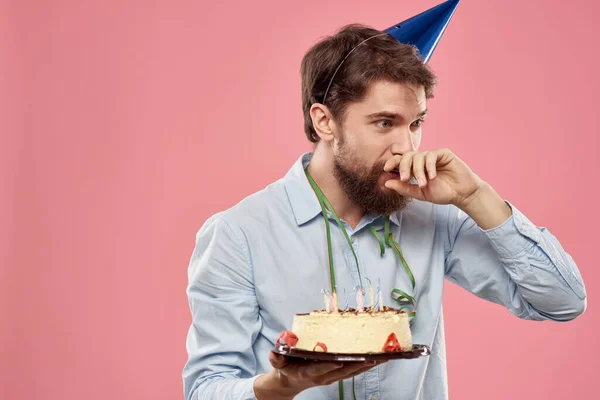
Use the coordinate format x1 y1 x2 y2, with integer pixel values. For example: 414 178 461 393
310 103 337 142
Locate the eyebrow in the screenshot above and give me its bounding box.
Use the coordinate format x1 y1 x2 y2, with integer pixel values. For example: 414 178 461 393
366 109 428 120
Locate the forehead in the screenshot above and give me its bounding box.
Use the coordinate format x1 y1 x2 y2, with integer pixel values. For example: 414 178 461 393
351 80 427 115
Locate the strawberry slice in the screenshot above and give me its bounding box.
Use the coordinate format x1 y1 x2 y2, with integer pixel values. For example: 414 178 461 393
276 331 299 347
313 342 328 352
382 333 402 352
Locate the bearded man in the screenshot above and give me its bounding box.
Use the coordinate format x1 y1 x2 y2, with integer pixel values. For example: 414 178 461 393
182 11 586 400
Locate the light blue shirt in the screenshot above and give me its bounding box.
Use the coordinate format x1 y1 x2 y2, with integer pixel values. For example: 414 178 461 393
183 152 587 400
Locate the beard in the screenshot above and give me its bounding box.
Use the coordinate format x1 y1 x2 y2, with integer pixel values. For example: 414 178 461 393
333 137 410 216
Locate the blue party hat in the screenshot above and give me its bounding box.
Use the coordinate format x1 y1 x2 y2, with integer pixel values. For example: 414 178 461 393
383 0 460 63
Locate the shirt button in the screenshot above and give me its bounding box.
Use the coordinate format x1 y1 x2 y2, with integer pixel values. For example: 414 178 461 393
521 223 527 231
370 395 377 400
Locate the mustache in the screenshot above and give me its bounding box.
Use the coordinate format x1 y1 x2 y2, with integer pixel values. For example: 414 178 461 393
333 154 410 215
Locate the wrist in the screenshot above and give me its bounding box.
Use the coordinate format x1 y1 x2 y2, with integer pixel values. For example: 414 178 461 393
254 370 299 400
456 179 487 211
458 182 512 230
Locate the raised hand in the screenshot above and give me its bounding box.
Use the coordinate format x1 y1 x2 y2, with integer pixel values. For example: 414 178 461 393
383 148 483 208
383 148 512 230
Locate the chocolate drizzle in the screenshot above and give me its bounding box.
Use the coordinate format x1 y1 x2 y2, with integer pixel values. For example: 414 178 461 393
302 305 407 316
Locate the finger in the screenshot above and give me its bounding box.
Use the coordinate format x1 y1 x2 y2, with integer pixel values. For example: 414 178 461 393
304 361 345 377
384 179 424 200
320 361 379 384
412 152 427 187
269 351 288 369
399 152 415 182
435 147 454 167
383 155 402 172
425 151 437 180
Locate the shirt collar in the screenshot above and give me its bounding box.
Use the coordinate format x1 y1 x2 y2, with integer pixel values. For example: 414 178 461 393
283 153 322 226
283 152 402 227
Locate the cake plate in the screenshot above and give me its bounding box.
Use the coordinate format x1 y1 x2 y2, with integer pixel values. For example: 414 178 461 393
273 344 430 362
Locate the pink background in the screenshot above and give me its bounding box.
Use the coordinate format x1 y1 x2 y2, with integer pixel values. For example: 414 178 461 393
2 0 598 399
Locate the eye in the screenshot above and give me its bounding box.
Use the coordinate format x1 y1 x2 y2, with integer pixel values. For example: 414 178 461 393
375 120 393 129
411 119 425 128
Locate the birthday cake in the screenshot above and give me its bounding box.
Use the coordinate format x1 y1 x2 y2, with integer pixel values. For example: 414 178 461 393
279 306 412 354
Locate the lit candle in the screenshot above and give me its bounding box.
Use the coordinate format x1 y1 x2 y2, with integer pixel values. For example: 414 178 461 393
361 287 366 311
323 289 330 312
321 289 327 310
356 286 364 312
366 278 375 311
333 291 338 312
375 278 381 312
330 297 334 313
343 288 349 311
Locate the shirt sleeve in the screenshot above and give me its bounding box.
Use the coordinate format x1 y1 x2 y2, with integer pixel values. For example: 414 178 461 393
183 214 263 400
443 201 587 321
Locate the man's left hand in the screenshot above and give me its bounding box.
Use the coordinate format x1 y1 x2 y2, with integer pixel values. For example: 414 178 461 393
383 148 513 230
383 148 483 208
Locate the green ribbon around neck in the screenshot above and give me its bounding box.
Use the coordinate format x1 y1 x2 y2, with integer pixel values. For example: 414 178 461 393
304 167 417 399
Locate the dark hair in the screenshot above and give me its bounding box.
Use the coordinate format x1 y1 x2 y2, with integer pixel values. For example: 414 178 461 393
301 23 437 142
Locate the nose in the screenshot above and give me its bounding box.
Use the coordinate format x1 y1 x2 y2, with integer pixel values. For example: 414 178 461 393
389 127 417 155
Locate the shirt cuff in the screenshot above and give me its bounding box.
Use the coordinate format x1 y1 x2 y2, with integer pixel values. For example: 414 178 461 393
193 375 262 400
480 200 586 300
242 375 262 400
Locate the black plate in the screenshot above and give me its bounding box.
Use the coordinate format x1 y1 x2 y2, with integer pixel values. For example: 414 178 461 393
273 344 430 362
